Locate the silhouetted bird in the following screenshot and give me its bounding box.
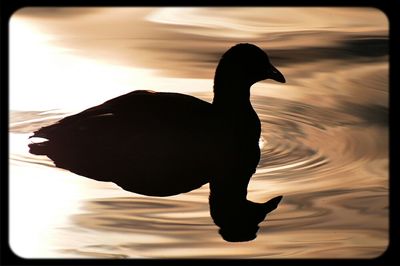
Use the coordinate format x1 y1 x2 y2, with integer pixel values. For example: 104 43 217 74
29 43 285 242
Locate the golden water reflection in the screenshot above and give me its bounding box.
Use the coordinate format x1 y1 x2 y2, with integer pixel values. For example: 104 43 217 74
9 7 388 258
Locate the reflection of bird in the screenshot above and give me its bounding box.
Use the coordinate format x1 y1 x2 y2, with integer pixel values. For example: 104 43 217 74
211 195 283 242
29 43 285 241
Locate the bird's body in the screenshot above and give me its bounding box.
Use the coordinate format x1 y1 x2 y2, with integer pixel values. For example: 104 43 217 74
29 43 285 241
31 90 256 196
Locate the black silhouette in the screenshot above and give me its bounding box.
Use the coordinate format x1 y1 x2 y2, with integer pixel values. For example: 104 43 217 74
28 43 285 242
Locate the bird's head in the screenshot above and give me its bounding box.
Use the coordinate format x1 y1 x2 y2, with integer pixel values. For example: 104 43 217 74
214 43 285 92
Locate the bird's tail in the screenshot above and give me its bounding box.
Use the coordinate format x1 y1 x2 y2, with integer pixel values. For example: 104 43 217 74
28 128 52 155
28 140 51 155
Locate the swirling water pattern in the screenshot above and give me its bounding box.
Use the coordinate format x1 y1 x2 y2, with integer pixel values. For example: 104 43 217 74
9 7 388 258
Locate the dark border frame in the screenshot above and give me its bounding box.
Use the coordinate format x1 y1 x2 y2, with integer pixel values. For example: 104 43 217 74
1 1 398 265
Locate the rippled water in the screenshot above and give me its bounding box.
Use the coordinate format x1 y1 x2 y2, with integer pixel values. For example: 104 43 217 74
9 7 388 258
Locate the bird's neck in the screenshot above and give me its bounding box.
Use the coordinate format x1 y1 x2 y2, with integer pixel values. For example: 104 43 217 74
212 81 252 109
208 171 251 206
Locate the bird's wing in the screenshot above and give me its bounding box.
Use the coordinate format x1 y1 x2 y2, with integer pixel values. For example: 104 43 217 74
30 90 211 140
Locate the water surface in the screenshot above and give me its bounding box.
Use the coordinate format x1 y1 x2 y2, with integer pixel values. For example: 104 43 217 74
9 7 388 258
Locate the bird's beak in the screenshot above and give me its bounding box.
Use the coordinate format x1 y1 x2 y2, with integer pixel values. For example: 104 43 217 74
268 65 286 83
263 195 283 213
